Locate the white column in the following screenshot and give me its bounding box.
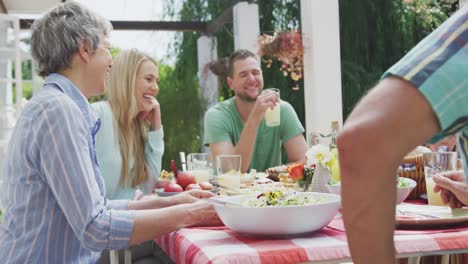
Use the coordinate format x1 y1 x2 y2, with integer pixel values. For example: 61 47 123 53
233 2 260 53
301 0 343 137
6 60 12 105
197 36 219 111
32 61 41 95
197 35 219 152
0 18 8 108
14 17 22 113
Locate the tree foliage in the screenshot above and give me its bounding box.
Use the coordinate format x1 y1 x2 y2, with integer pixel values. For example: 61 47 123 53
339 0 457 118
159 0 457 169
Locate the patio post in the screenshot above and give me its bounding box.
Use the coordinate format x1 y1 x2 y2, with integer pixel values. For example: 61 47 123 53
300 0 343 138
197 35 219 152
233 1 260 53
0 17 8 108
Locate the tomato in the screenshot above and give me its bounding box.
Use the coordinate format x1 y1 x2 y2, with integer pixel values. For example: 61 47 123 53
287 163 304 181
164 182 183 192
177 171 197 189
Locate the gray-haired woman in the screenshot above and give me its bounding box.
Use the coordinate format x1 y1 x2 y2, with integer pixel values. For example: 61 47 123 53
0 1 221 263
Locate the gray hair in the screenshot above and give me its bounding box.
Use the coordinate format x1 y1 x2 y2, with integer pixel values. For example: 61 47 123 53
30 1 112 77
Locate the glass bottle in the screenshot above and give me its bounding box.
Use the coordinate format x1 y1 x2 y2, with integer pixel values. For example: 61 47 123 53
329 121 340 149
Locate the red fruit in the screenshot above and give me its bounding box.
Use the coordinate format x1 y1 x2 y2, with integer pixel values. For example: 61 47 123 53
176 171 197 189
287 163 305 181
164 182 183 192
199 181 214 190
185 183 202 191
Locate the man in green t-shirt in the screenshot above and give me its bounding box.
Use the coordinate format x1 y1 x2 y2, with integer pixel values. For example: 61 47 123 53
204 49 307 172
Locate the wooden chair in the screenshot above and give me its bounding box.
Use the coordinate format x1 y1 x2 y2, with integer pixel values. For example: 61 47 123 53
109 249 131 264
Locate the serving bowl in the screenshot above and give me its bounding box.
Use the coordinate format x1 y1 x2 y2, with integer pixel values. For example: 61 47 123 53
211 192 341 236
324 177 417 204
396 177 417 204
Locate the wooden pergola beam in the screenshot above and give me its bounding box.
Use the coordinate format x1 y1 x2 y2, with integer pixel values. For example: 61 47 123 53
20 19 208 32
110 21 207 32
19 0 253 33
0 0 7 14
205 6 233 35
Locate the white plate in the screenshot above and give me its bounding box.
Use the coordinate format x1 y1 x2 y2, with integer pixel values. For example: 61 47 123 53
155 187 220 197
396 204 468 228
155 188 182 197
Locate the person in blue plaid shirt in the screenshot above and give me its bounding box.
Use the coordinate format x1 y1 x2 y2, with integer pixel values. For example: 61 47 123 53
338 5 467 264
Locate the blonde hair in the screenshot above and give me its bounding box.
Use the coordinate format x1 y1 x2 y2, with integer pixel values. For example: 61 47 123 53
107 49 158 188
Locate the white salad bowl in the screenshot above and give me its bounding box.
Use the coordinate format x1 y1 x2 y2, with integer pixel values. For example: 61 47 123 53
396 177 417 204
211 192 341 236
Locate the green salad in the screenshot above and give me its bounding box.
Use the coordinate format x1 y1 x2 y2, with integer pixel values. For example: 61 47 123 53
397 177 410 188
242 188 324 207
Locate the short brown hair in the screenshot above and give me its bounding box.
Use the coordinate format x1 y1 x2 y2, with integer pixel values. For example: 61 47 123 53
227 49 258 77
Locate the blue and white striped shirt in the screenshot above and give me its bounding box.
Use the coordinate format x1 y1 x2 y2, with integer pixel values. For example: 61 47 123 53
0 74 135 263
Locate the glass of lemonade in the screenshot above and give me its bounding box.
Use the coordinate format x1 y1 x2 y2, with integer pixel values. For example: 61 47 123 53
262 88 280 127
187 153 212 183
423 152 458 206
216 155 241 194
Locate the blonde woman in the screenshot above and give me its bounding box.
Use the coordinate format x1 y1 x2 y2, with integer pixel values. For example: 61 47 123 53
92 49 164 200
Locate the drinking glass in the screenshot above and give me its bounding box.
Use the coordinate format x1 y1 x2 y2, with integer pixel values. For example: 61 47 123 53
307 132 332 148
215 155 241 194
262 88 280 127
186 153 213 183
423 152 458 206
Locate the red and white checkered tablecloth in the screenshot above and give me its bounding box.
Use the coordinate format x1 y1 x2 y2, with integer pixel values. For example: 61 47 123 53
155 216 468 264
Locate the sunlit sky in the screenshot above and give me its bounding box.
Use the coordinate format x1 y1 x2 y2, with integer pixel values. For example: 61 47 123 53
78 0 181 65
17 0 182 65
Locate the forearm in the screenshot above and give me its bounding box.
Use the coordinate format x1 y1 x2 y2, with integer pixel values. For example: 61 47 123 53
233 116 261 172
143 129 164 194
129 201 220 245
129 204 192 245
128 196 175 210
338 77 440 263
338 129 398 263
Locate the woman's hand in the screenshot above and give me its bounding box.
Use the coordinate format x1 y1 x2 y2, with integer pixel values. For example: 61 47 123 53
169 189 217 205
185 200 223 227
140 97 161 131
433 171 468 208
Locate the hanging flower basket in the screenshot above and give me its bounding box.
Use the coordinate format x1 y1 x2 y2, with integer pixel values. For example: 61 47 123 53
258 30 304 90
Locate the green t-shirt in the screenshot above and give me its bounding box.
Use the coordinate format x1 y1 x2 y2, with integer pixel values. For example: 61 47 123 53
204 97 305 171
